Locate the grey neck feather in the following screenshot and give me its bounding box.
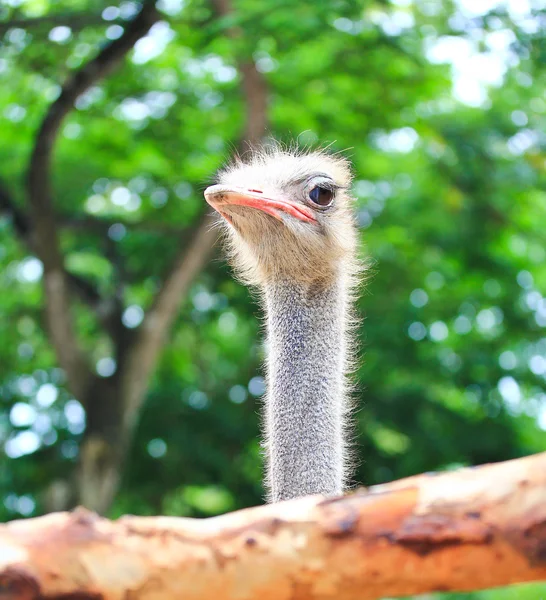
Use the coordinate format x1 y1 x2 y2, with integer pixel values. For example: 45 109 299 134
262 276 349 502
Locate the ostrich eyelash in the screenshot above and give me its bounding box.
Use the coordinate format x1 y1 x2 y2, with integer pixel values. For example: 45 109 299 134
298 175 344 191
316 181 343 192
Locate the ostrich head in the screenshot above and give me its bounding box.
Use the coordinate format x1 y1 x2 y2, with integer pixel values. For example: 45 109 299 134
204 147 358 286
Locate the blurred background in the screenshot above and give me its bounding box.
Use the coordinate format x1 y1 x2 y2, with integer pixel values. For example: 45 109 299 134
1 0 545 597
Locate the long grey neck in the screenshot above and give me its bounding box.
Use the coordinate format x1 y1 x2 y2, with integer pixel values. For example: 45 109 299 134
263 276 349 502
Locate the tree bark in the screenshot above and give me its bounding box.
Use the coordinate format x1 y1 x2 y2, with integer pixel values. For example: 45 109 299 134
77 376 128 514
1 452 546 600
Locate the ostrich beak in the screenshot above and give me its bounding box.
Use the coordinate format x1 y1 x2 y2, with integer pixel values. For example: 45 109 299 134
204 185 316 224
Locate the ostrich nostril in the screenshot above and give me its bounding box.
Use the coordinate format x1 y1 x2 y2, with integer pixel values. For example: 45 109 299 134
249 189 263 193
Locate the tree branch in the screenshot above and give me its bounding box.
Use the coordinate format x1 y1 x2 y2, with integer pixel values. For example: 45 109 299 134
211 0 268 147
2 452 546 599
25 0 160 398
115 0 269 434
239 61 268 146
0 183 184 312
0 180 105 309
0 181 30 237
119 214 218 430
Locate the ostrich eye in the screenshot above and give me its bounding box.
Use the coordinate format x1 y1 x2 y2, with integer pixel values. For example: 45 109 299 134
308 186 334 207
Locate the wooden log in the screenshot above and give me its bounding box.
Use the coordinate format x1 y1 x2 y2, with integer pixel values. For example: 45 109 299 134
1 452 546 600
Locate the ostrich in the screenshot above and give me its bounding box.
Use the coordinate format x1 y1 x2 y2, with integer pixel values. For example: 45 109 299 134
204 147 361 503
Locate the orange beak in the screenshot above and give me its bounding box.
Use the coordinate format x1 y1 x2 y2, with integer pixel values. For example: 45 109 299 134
204 185 316 224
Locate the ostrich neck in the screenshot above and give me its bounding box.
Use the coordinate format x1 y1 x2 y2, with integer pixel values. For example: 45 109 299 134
263 275 348 502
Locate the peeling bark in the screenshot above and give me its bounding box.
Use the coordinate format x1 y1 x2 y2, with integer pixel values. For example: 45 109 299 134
1 452 545 600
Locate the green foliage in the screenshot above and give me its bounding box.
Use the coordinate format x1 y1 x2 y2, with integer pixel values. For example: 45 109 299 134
1 0 545 597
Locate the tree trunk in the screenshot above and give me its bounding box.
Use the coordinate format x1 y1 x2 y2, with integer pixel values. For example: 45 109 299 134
9 0 265 517
77 376 131 514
